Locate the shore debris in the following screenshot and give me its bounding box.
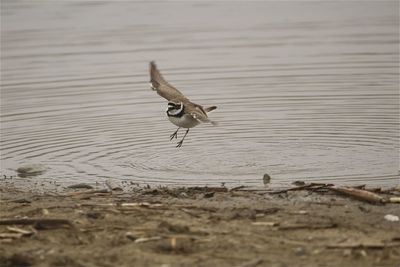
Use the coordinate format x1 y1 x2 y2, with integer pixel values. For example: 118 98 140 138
327 241 400 249
6 226 34 236
270 182 334 194
67 183 94 189
134 236 162 244
266 182 396 205
329 186 385 204
384 214 399 222
66 189 111 197
252 222 279 227
1 183 400 266
0 218 73 229
278 222 337 230
105 179 123 191
230 185 247 191
389 197 400 203
237 258 264 267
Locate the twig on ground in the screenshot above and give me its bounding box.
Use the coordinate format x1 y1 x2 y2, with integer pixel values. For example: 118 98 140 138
0 233 24 239
230 186 247 192
329 186 386 204
134 236 163 243
0 218 73 229
237 258 264 267
278 222 337 230
326 242 400 249
66 189 110 196
269 183 334 194
6 226 34 236
187 186 228 192
389 197 400 203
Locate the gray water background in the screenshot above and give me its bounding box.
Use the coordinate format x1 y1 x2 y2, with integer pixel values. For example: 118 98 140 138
1 1 399 188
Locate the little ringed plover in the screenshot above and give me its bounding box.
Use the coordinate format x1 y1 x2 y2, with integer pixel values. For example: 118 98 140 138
149 61 217 147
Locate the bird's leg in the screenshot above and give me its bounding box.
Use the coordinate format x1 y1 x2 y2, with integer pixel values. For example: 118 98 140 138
170 127 180 141
176 129 189 148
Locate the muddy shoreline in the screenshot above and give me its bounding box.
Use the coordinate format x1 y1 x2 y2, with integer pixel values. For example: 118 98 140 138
1 183 399 267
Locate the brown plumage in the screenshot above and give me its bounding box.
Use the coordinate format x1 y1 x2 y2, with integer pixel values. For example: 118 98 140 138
149 61 217 125
149 61 218 147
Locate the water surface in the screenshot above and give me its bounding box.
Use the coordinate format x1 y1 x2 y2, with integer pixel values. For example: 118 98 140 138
1 2 399 188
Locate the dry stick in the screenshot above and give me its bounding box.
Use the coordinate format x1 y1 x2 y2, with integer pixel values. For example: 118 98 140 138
237 258 264 267
328 186 385 204
230 185 247 192
269 183 333 194
6 226 34 235
66 189 110 196
267 183 389 205
327 243 400 249
187 186 228 192
278 222 337 230
389 197 400 203
0 218 73 228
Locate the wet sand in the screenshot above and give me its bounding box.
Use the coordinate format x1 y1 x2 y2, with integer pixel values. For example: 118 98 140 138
1 183 399 267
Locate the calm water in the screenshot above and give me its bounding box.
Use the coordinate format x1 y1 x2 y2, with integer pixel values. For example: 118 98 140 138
1 2 399 188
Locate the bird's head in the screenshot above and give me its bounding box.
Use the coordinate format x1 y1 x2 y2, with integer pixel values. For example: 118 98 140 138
166 101 183 116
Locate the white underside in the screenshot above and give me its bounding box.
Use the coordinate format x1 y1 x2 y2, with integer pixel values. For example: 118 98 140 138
168 114 200 128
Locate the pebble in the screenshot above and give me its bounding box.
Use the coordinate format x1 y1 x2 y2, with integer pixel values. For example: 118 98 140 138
263 173 271 185
343 249 352 257
16 164 48 177
293 247 307 256
384 214 399 222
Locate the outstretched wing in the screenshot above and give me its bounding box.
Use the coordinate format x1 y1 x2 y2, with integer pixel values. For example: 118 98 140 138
149 61 188 101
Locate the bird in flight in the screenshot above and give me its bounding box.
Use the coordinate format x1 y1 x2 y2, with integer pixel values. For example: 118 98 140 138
149 61 217 147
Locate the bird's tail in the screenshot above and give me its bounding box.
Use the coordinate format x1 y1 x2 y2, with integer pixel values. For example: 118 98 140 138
210 120 219 126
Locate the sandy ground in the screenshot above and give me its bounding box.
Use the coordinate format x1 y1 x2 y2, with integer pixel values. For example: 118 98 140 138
0 183 399 267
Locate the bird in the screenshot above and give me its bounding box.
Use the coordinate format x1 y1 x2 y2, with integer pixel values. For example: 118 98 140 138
149 61 217 147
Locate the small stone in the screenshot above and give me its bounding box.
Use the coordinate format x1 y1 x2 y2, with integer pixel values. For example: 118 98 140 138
263 174 271 185
343 249 352 257
16 164 48 177
358 250 367 257
293 247 307 256
312 249 321 255
292 180 306 186
384 214 399 222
